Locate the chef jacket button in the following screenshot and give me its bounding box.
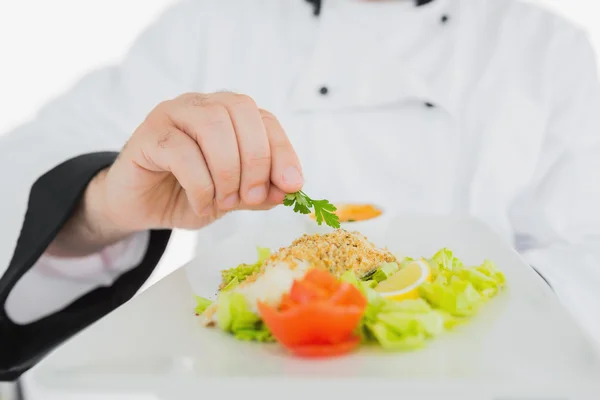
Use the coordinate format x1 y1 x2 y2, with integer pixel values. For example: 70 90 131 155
319 86 329 95
441 14 450 24
425 102 435 108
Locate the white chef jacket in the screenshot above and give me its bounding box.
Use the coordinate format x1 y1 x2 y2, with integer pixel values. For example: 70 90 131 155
1 0 600 349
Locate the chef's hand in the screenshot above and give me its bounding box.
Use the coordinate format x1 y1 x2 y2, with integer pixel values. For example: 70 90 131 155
47 92 304 257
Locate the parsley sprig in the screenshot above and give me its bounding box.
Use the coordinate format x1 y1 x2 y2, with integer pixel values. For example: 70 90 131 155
283 191 340 229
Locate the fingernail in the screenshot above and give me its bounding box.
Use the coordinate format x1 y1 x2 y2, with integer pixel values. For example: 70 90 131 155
246 185 267 204
221 193 239 209
282 166 303 186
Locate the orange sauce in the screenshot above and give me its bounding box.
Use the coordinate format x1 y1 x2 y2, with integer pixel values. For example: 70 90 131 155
311 204 383 223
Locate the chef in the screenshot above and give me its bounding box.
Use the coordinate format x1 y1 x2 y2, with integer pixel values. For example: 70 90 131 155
1 0 600 380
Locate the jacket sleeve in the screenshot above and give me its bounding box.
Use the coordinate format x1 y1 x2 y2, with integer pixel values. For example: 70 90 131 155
0 0 208 381
509 30 600 346
0 153 171 381
5 231 150 325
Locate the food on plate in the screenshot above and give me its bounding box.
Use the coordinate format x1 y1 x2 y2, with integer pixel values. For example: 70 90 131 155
194 229 506 357
218 247 271 291
258 269 367 356
200 230 395 326
374 259 432 301
312 203 383 223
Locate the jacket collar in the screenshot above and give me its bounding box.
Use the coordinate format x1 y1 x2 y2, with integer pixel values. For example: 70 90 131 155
305 0 437 16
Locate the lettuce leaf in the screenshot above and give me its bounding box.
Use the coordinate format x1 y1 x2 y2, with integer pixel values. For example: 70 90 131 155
419 278 483 317
429 248 463 279
371 262 400 283
476 259 506 286
368 322 427 351
340 270 381 304
216 291 275 343
221 277 240 292
194 296 213 314
342 271 445 350
437 310 464 330
379 298 434 314
220 247 270 289
233 326 274 342
422 250 506 317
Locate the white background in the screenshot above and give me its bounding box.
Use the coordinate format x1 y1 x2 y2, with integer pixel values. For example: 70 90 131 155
1 0 600 136
0 1 599 398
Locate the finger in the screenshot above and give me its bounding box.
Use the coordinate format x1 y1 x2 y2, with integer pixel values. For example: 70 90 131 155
139 127 215 216
168 95 241 211
260 109 304 193
264 185 287 207
243 186 286 211
210 93 271 206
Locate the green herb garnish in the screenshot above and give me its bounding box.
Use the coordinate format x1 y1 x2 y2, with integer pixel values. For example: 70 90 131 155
283 191 340 229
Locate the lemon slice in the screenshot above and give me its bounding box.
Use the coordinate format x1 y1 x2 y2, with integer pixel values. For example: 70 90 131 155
374 259 432 301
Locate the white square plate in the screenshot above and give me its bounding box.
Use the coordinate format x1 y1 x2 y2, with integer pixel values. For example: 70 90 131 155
31 216 600 400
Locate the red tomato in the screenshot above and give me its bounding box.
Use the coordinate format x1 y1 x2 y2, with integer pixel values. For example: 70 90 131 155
303 269 340 293
289 337 361 358
258 301 364 346
279 293 296 312
289 280 330 304
328 283 367 308
258 269 367 357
